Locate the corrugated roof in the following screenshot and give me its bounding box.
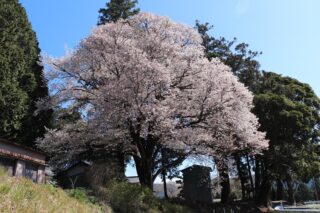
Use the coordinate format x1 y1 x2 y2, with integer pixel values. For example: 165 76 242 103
0 138 45 155
0 138 46 165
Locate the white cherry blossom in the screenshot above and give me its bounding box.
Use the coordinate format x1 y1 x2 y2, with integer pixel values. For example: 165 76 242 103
38 13 268 188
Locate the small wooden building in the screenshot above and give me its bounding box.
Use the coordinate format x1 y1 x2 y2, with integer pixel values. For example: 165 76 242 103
181 165 213 203
0 138 46 183
57 158 126 189
57 161 91 189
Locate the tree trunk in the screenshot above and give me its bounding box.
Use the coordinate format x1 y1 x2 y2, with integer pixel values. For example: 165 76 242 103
234 154 246 200
116 150 125 178
246 155 254 198
313 177 319 201
161 149 168 199
162 170 168 198
254 157 262 199
276 179 284 200
257 173 272 207
217 160 231 204
130 135 158 190
286 174 295 205
133 155 154 190
256 158 272 207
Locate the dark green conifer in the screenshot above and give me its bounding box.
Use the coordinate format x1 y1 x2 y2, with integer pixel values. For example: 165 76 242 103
0 0 52 147
98 0 140 25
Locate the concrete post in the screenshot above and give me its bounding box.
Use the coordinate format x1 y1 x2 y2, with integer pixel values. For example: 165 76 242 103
37 165 45 183
15 160 26 177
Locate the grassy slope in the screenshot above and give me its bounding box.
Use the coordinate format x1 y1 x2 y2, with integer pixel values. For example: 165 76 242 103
0 170 111 213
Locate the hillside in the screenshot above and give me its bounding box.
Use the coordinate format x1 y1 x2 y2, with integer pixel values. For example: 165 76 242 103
0 169 110 213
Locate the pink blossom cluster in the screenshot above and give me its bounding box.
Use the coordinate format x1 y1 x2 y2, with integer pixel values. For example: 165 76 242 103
38 13 268 166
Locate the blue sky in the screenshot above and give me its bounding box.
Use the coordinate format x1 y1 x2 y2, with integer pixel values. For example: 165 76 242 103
20 0 320 96
19 0 320 177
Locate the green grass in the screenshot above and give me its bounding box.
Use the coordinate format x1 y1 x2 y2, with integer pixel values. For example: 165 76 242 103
0 168 111 213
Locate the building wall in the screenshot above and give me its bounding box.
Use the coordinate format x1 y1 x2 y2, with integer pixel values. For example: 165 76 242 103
0 158 45 184
0 142 45 165
0 140 46 184
0 157 15 176
182 166 213 203
60 164 90 189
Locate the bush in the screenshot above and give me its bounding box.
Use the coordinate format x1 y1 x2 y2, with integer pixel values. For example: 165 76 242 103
102 180 194 213
103 180 158 212
68 188 91 203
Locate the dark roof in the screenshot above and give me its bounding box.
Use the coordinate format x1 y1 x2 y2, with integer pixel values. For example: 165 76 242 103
0 138 45 155
181 165 212 173
61 160 92 173
0 138 46 165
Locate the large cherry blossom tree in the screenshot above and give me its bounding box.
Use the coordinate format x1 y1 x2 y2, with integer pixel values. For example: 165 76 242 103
38 13 268 189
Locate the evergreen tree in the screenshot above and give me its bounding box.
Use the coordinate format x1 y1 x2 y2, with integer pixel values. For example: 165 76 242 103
254 72 320 205
0 0 51 147
98 0 140 25
195 20 320 207
195 21 262 93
